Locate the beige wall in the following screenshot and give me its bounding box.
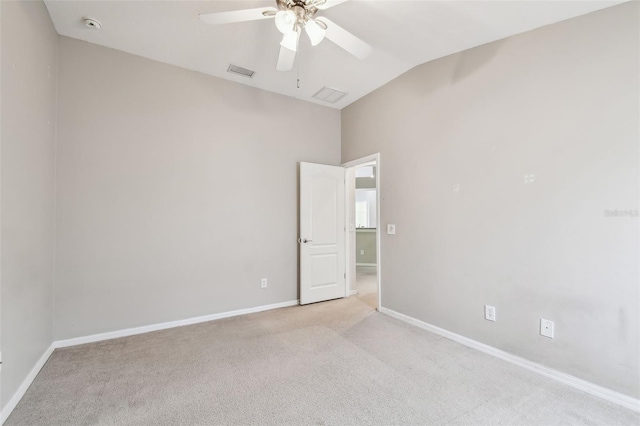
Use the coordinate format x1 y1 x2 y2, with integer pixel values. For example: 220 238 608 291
356 230 376 265
356 177 375 189
54 37 341 340
0 0 58 409
342 3 639 398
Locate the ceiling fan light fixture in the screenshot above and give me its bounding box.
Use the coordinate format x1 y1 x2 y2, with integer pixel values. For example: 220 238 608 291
280 28 300 52
275 9 296 34
305 19 326 46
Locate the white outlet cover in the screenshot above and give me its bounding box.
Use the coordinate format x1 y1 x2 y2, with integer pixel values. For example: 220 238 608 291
485 305 496 322
261 278 267 288
387 224 396 235
540 318 554 338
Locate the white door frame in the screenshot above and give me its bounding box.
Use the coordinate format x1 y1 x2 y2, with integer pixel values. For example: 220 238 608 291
341 153 381 310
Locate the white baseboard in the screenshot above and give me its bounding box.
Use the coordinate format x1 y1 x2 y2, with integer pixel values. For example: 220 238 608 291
56 299 299 348
1 343 56 425
356 263 376 267
379 307 640 412
348 290 358 296
1 300 299 424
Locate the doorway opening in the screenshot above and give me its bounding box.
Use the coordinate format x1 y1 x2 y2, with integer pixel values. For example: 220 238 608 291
342 154 381 310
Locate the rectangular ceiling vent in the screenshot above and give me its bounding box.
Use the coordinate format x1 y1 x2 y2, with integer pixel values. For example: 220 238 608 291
227 64 255 78
312 87 347 104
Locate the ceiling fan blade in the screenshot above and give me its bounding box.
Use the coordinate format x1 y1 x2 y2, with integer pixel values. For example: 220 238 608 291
276 46 297 72
320 18 372 60
199 7 276 26
315 0 349 10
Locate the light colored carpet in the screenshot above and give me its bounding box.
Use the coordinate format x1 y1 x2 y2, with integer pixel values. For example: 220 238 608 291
6 270 639 425
355 265 377 309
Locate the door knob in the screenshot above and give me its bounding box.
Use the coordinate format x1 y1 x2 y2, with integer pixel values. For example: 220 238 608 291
297 238 312 244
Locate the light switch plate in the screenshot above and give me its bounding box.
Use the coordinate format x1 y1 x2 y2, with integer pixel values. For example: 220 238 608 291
387 224 396 235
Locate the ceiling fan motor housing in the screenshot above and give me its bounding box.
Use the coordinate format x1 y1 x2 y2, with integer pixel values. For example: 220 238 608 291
277 0 319 24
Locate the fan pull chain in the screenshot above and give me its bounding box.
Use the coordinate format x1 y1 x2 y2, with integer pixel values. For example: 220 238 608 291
296 47 301 89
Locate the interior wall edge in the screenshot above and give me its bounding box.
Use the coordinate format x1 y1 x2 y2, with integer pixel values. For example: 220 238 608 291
0 343 56 426
1 0 58 413
380 307 640 412
54 299 299 348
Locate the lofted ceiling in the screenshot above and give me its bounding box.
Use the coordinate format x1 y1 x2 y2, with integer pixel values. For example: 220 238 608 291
43 0 627 109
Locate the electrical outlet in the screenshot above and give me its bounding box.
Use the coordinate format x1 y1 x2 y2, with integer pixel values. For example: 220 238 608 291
360 250 365 255
387 224 396 235
540 318 554 338
485 305 496 322
261 278 267 288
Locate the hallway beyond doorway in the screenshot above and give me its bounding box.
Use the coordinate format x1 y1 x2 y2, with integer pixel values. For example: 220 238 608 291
355 265 377 309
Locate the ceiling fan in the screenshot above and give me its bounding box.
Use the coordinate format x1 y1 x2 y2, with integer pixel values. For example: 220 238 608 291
199 0 372 71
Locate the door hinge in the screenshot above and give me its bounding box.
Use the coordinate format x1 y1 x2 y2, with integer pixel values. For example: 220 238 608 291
344 272 346 279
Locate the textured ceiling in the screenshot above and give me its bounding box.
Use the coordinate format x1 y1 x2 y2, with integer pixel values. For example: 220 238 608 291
43 0 627 109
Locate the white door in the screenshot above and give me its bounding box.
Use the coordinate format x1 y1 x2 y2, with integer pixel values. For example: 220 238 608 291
300 162 346 305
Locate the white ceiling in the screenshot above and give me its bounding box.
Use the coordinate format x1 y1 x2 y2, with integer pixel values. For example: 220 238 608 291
43 0 627 109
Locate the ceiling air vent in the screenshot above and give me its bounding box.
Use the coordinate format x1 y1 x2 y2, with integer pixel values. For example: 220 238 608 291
312 87 347 104
227 64 255 78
